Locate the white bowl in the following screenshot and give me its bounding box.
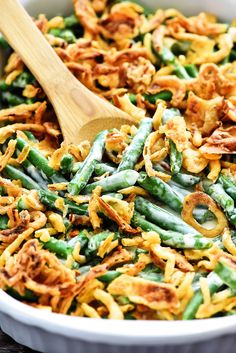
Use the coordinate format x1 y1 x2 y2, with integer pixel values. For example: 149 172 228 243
0 1 236 352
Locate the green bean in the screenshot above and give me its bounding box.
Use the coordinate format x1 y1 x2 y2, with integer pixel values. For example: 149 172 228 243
4 164 41 190
85 231 119 257
38 190 88 215
0 215 9 230
137 172 183 213
99 271 121 283
64 14 80 27
23 131 38 142
49 28 76 43
173 64 191 80
184 64 198 78
20 158 48 189
202 179 234 213
162 108 181 125
84 170 139 194
172 172 200 187
214 259 236 290
67 230 89 250
104 193 123 199
42 237 73 259
142 91 172 103
183 273 223 320
0 80 10 92
2 92 25 106
129 91 172 105
16 137 67 183
132 212 213 249
0 34 10 49
139 272 164 282
60 154 74 174
69 130 107 195
7 288 37 302
94 162 116 176
135 196 198 234
71 162 83 174
193 208 215 224
169 140 183 174
218 174 236 201
117 118 152 172
230 49 236 62
171 41 191 56
154 46 190 79
12 72 35 88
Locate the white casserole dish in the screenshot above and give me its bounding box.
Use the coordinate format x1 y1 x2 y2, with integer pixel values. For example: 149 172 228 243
0 0 236 352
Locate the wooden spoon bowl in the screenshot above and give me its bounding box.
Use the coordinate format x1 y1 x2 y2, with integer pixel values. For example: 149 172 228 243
0 0 137 143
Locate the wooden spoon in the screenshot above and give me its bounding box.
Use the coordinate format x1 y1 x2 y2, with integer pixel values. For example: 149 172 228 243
0 0 137 143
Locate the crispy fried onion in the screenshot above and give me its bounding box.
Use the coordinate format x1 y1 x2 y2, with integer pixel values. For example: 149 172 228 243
184 92 223 136
0 123 45 144
97 196 138 234
189 64 234 100
222 228 236 256
0 210 30 247
149 76 186 107
93 288 124 319
107 274 179 311
114 94 146 123
182 144 208 173
105 129 128 164
182 192 228 237
0 140 17 171
74 0 99 34
200 126 236 154
160 116 191 152
0 239 109 313
88 186 102 229
143 130 170 181
48 143 68 170
99 2 142 41
166 12 227 36
102 246 133 268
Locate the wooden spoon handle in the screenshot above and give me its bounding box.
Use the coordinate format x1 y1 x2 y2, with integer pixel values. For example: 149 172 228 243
0 0 131 143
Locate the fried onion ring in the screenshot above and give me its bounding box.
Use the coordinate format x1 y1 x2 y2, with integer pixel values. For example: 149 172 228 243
182 192 228 238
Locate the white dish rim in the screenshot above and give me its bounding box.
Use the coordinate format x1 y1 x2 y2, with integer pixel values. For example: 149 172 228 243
0 289 236 345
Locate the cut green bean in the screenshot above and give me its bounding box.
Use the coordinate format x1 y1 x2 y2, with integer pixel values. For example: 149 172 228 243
85 231 119 257
183 273 223 320
218 174 236 201
132 212 212 249
162 108 181 125
135 196 198 234
4 164 41 190
94 162 116 176
60 154 74 174
83 170 139 194
38 190 88 215
202 179 234 213
69 130 107 195
16 137 67 183
214 259 236 290
117 118 152 172
0 215 9 230
171 41 191 56
138 172 183 213
42 237 73 259
169 140 183 175
99 271 121 283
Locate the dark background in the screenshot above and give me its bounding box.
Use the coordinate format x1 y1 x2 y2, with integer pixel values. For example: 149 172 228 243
1 328 236 353
0 330 36 353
